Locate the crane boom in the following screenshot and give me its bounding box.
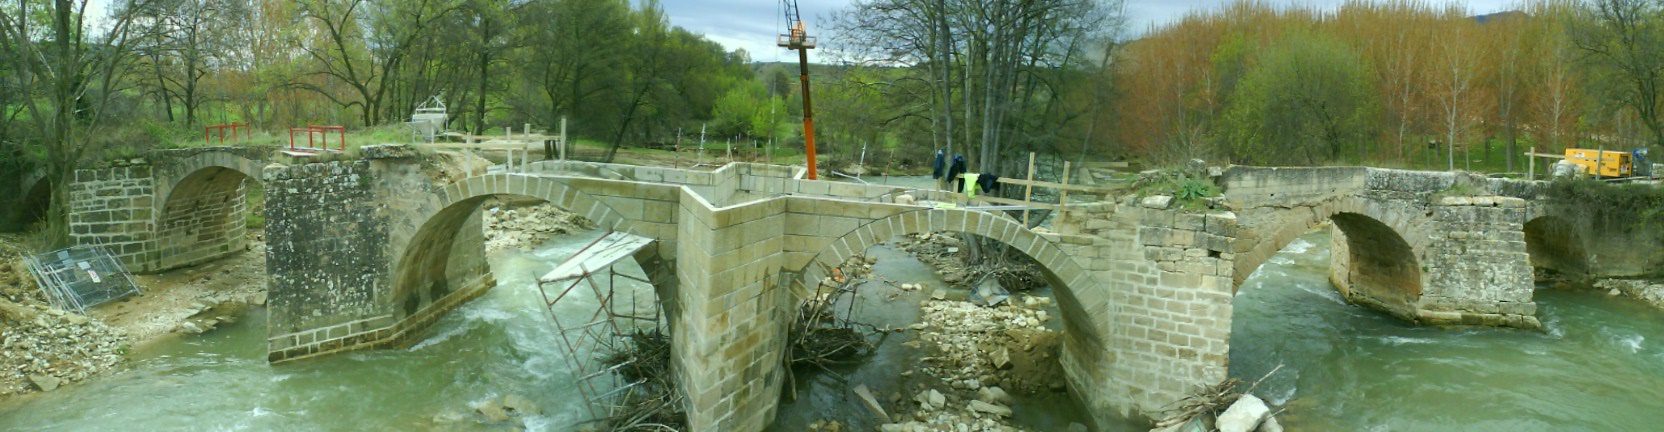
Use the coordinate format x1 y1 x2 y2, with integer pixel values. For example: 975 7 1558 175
777 0 818 180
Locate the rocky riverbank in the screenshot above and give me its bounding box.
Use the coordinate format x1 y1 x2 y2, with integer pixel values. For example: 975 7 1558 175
874 296 1071 432
1594 278 1664 309
0 234 268 400
0 246 128 397
483 200 593 253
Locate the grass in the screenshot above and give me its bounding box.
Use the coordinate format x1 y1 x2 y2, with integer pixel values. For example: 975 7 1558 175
245 182 265 230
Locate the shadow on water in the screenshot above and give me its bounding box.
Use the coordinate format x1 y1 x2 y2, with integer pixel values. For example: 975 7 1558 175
1230 230 1664 430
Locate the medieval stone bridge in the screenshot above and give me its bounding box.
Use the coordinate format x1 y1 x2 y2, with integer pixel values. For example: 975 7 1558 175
7 145 1648 431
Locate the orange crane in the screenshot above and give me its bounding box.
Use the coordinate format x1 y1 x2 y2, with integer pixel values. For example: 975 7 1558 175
777 0 819 180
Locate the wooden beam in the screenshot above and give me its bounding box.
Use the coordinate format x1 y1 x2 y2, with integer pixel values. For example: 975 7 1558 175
943 192 1062 211
1059 161 1072 220
1023 152 1035 226
954 173 1126 193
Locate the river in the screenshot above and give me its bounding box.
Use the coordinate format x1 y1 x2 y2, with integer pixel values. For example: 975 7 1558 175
2 227 1662 431
1231 230 1664 430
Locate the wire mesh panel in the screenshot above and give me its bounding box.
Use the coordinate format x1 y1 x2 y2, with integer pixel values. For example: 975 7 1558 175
23 246 141 314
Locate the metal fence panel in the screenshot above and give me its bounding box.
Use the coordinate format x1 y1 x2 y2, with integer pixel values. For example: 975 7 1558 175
23 246 141 314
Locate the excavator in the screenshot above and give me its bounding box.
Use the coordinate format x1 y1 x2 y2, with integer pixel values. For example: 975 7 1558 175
777 0 819 180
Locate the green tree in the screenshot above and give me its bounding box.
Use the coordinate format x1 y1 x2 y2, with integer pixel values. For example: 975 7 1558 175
1222 33 1378 165
0 0 159 243
1572 0 1664 148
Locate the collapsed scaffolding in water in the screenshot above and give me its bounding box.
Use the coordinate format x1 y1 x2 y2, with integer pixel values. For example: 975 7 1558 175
536 231 683 430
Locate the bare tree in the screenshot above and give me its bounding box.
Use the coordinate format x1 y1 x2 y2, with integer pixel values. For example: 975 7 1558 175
0 0 159 244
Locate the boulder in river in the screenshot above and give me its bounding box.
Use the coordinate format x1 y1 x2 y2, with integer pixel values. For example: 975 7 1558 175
27 374 60 391
502 394 541 415
967 400 1012 417
1217 393 1271 432
475 399 511 422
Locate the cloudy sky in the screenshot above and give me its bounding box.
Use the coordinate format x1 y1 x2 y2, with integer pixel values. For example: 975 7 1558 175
663 0 1520 60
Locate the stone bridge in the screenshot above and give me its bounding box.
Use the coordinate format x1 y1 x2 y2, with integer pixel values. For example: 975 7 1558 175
15 145 1650 431
3 147 272 273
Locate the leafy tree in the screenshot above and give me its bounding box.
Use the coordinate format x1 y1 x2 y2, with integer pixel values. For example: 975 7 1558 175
0 0 159 244
1572 0 1664 148
1222 33 1378 165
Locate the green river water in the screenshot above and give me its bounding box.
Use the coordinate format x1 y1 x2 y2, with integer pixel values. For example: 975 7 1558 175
1 227 1661 431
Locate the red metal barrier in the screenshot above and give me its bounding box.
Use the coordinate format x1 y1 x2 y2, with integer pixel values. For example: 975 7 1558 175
286 125 347 153
204 123 251 144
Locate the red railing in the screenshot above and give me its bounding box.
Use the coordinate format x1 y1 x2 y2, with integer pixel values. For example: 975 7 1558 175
204 123 251 144
287 125 347 152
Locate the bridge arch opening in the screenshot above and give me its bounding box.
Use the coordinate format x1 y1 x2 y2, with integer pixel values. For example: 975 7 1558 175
1327 212 1423 312
1523 215 1589 283
155 166 260 272
1237 211 1423 319
390 178 670 336
783 210 1105 429
391 187 678 425
17 176 52 230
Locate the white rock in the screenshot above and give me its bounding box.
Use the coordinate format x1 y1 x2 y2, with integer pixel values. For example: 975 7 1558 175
27 374 60 391
976 386 1010 403
1142 195 1174 209
1257 414 1284 432
967 400 1012 417
1217 393 1271 432
928 389 946 408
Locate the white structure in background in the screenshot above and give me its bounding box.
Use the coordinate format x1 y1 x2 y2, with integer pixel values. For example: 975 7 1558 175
408 96 448 143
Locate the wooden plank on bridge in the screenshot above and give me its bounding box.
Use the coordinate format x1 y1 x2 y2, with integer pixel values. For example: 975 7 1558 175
539 232 655 283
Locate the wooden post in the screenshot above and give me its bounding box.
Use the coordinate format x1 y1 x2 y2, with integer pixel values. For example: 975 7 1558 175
1059 161 1072 221
1528 147 1535 180
559 117 568 161
1022 152 1035 226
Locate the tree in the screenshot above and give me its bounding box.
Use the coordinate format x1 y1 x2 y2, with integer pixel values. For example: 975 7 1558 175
1572 0 1664 148
1434 17 1481 171
1222 32 1377 165
830 0 1125 174
132 0 224 126
293 0 456 126
0 0 159 243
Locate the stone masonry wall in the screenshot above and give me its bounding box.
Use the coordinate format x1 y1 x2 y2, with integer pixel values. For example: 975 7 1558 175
1052 199 1236 420
264 160 395 362
1418 196 1540 328
67 161 157 270
673 189 789 431
154 169 250 271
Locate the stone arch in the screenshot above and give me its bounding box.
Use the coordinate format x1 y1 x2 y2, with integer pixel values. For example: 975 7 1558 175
149 151 269 272
153 166 259 271
391 173 667 323
1327 212 1424 314
1231 197 1430 317
793 207 1103 351
16 169 51 228
1523 215 1589 281
153 150 266 206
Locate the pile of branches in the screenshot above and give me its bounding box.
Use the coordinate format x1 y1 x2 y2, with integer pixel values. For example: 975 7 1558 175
987 263 1045 292
595 329 687 432
1155 364 1283 429
784 266 880 397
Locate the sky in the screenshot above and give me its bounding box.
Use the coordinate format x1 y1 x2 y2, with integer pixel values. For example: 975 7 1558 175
664 0 1520 60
